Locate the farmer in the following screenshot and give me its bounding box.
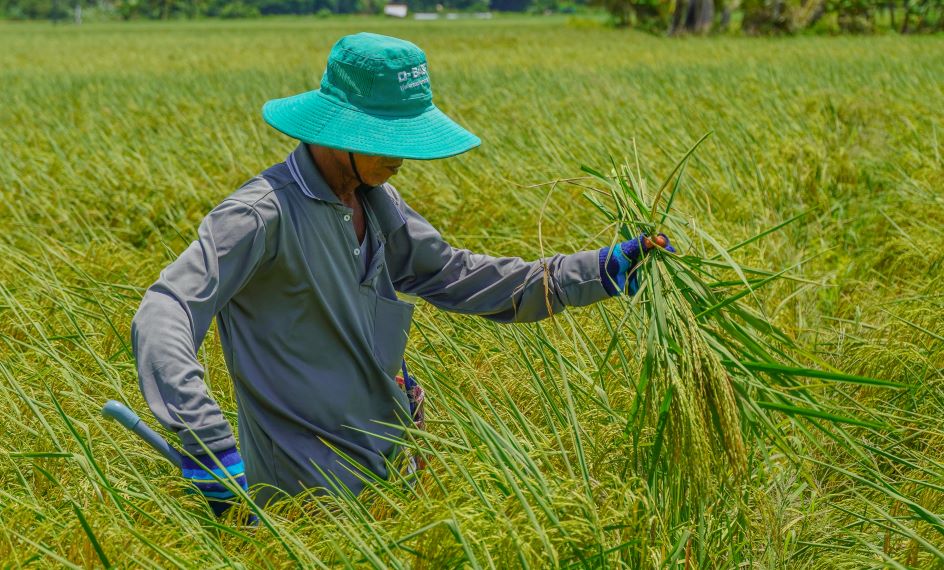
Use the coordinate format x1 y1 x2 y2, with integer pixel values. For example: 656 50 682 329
131 32 672 517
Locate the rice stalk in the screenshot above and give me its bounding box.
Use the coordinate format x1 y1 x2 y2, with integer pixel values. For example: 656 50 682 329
577 136 906 501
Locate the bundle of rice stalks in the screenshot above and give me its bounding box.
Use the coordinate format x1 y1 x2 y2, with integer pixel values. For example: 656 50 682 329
579 134 910 499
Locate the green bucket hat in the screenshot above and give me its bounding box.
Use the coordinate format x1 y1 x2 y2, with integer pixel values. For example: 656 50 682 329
262 33 481 160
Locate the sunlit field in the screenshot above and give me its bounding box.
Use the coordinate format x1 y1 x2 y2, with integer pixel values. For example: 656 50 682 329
1 16 942 567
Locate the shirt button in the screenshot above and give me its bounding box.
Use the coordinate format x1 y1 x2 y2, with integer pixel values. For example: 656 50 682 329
353 248 361 256
343 214 351 221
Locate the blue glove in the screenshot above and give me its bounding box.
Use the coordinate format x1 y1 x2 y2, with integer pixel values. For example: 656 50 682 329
599 233 675 296
181 446 253 521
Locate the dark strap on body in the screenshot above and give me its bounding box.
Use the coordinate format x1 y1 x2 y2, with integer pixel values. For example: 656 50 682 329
349 151 371 190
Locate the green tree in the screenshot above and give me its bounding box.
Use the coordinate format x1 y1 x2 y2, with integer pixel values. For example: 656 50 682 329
669 0 715 33
741 0 825 33
591 0 670 28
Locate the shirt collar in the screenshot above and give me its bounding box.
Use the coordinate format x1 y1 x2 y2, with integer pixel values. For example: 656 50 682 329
285 143 343 205
285 142 407 237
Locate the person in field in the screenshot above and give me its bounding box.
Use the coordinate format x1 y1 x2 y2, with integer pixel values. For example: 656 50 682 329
131 32 672 517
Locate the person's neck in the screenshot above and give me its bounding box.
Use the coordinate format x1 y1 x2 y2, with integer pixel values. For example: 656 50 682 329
309 145 359 207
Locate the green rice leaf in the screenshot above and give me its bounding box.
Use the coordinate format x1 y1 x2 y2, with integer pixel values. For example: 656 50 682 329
733 361 908 389
756 401 886 429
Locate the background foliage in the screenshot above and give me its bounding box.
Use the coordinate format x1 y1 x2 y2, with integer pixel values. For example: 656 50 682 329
2 0 942 34
0 16 942 567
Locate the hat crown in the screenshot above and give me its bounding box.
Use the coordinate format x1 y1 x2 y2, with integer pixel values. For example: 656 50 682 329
320 33 432 115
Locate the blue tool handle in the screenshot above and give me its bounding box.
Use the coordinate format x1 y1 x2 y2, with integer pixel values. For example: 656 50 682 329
102 400 183 468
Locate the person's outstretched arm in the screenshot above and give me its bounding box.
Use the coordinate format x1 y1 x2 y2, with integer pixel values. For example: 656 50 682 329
384 187 615 323
131 198 274 456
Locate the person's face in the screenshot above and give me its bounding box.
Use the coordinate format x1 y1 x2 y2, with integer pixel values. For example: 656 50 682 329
349 152 404 186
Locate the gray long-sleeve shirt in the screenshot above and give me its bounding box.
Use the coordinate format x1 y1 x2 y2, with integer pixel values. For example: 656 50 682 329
131 143 612 505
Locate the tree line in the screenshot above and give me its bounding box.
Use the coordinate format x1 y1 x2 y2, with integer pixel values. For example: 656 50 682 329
599 0 943 33
1 0 941 33
2 0 381 19
3 0 521 19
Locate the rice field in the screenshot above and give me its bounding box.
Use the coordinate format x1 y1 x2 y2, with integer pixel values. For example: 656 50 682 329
1 15 943 568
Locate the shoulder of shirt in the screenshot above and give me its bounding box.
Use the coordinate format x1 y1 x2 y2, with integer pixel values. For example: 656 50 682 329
216 162 294 232
377 182 408 211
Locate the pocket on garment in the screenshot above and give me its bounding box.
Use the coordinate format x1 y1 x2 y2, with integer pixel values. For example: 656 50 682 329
373 294 415 377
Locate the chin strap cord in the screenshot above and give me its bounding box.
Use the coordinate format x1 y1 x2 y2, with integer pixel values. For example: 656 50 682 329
348 151 372 191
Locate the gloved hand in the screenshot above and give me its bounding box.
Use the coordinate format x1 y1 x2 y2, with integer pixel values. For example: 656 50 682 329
599 233 675 296
181 446 253 521
397 359 428 473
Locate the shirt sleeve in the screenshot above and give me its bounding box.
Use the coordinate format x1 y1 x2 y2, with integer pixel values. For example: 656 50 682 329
385 197 612 323
131 199 272 455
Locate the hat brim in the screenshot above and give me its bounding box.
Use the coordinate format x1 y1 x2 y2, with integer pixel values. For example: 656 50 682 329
262 90 481 160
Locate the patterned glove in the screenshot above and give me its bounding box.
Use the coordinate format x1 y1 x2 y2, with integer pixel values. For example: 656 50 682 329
396 359 427 473
599 233 675 296
181 446 250 519
397 359 426 431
